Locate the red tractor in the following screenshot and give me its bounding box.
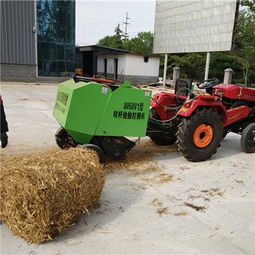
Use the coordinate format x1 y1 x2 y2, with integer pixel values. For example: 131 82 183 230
147 78 255 161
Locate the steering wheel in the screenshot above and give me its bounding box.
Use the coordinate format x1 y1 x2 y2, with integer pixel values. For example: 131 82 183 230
198 78 219 89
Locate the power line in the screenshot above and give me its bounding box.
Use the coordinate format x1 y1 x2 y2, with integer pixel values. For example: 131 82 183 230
123 12 130 39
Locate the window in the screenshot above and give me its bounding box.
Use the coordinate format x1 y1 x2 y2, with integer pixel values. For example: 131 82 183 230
144 56 149 63
37 0 75 77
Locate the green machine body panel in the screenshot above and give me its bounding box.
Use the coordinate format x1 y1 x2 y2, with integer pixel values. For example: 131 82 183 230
53 79 111 144
95 82 151 137
53 79 152 144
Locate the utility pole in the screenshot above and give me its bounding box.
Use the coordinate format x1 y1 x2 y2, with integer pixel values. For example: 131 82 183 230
123 12 130 39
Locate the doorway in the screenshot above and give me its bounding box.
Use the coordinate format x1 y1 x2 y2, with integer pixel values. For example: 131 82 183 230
104 58 107 77
82 51 93 76
114 58 118 79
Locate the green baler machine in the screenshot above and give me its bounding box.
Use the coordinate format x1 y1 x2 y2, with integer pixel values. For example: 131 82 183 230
53 77 152 161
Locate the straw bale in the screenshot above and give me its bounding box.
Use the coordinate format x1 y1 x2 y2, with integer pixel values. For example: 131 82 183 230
0 148 104 243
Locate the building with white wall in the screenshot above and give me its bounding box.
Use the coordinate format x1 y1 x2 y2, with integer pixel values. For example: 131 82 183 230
76 45 160 84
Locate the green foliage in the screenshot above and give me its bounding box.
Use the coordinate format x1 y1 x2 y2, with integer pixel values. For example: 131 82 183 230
98 24 124 49
233 6 255 85
97 27 153 55
123 32 154 55
241 0 255 12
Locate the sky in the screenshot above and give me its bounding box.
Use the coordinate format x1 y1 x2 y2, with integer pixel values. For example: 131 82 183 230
75 0 156 46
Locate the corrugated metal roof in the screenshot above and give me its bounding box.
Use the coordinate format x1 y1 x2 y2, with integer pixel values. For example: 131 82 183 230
0 0 36 65
76 45 159 57
77 45 132 54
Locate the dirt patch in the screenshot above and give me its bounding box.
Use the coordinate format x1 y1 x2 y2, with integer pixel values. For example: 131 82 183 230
142 172 174 185
184 202 206 211
151 198 163 207
151 198 169 216
104 139 176 174
174 211 188 216
18 98 29 101
156 207 169 216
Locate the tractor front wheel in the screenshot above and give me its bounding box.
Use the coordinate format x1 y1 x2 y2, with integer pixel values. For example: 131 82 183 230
176 108 223 162
241 123 255 153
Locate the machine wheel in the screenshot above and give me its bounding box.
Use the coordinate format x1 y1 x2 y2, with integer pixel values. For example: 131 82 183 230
241 123 255 153
80 144 106 163
100 137 128 161
150 133 176 146
55 127 76 149
176 108 223 162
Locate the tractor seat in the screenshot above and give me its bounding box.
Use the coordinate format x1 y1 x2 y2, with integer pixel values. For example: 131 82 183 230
175 79 193 97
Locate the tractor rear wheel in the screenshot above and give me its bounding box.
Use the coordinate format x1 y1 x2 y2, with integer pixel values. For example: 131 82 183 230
241 123 255 153
176 108 223 162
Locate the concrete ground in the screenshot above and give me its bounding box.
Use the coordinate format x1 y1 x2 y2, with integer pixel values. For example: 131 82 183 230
0 83 254 255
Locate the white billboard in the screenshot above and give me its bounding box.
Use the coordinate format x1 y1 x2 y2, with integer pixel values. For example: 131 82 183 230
153 0 238 54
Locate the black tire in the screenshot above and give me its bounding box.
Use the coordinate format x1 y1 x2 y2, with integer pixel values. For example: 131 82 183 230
55 127 74 149
80 144 106 163
241 123 255 153
150 133 176 146
222 129 229 140
100 137 127 161
176 108 223 162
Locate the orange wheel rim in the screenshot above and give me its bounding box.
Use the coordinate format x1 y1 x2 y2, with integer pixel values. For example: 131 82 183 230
193 124 213 148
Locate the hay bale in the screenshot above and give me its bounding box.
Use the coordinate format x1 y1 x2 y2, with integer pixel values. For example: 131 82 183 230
0 148 105 243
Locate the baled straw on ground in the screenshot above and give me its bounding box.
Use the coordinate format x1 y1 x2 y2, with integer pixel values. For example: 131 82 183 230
0 148 105 243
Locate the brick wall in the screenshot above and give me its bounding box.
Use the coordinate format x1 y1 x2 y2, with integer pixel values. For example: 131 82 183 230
1 63 37 82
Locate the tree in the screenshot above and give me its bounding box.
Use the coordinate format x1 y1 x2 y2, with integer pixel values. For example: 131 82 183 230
241 0 255 12
233 3 255 85
98 29 153 55
98 24 124 49
123 32 154 55
162 53 206 81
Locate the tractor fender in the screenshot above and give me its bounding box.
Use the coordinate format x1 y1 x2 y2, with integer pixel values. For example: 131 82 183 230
178 100 228 124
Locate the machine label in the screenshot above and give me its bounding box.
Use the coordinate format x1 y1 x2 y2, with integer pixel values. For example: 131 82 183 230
144 91 150 97
113 111 145 120
55 102 65 113
101 87 108 94
57 92 68 105
112 102 146 120
123 102 144 111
